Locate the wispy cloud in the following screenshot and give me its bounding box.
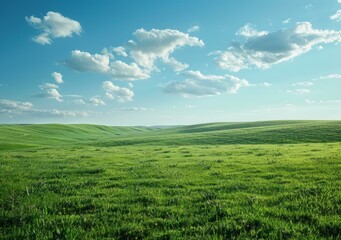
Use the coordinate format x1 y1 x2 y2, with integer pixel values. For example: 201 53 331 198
188 25 200 33
319 74 341 80
282 18 291 24
292 81 314 87
161 70 249 97
287 89 310 95
330 0 341 22
0 99 88 118
26 11 82 45
119 107 154 111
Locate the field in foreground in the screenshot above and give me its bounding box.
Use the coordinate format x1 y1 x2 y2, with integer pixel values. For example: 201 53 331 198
1 120 341 239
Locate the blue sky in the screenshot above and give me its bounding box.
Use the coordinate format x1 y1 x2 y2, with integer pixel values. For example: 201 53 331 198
1 0 341 125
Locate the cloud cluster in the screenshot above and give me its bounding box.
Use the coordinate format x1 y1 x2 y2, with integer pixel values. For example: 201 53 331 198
128 28 204 71
236 24 268 38
161 70 249 97
37 83 63 102
0 99 87 118
215 22 341 72
65 28 204 81
0 99 33 113
89 96 105 106
26 11 82 45
103 81 134 102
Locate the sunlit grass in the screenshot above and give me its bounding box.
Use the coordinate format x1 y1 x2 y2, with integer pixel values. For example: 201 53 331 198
1 121 341 239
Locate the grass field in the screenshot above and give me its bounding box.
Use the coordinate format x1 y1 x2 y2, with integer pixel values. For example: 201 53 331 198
1 121 341 239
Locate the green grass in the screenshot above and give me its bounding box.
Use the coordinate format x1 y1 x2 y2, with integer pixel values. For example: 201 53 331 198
1 120 341 239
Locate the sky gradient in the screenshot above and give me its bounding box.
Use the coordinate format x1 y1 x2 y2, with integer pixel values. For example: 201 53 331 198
1 0 341 125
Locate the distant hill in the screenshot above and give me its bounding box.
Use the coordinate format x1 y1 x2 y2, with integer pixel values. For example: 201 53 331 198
1 120 341 149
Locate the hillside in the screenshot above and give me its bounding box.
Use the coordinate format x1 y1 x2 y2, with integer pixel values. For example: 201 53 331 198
1 120 340 149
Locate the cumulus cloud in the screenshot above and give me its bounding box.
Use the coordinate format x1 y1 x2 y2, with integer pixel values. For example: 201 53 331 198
215 22 341 72
161 70 249 97
287 88 310 95
112 46 128 57
236 24 268 38
26 11 82 45
52 72 64 83
89 96 105 106
36 83 62 102
0 99 33 113
65 50 110 73
65 28 204 80
188 25 200 33
128 28 204 71
109 61 150 80
103 81 134 102
65 50 150 80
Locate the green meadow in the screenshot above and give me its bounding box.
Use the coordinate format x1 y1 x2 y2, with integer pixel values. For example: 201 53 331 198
1 120 341 239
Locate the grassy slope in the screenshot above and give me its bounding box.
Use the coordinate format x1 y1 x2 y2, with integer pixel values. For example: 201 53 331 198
1 121 341 148
1 120 341 239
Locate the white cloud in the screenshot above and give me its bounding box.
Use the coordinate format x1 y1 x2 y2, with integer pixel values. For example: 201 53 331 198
109 61 150 80
282 18 291 24
306 98 341 104
237 24 268 38
119 107 154 111
128 28 204 71
260 82 272 87
103 81 134 102
161 70 249 97
112 46 128 57
0 99 89 118
215 22 341 72
292 81 314 86
37 83 62 102
26 11 82 45
188 25 200 33
287 88 310 95
65 50 110 73
330 10 341 22
65 50 150 80
39 83 59 89
0 99 33 113
65 28 204 80
52 72 64 83
162 57 189 72
319 74 341 79
89 96 105 106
